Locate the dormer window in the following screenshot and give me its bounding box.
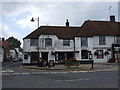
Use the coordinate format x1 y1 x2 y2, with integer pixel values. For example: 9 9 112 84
63 40 70 46
45 38 52 47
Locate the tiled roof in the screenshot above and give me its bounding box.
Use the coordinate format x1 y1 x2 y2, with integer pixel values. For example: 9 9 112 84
76 20 120 37
23 26 80 39
23 20 120 39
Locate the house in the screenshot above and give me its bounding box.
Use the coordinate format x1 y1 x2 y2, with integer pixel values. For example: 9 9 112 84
10 48 23 61
0 38 10 62
0 38 4 62
23 16 120 64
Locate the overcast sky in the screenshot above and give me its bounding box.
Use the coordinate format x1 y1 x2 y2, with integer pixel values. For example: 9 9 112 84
0 1 119 47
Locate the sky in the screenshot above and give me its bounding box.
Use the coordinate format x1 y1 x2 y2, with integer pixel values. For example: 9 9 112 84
0 0 119 47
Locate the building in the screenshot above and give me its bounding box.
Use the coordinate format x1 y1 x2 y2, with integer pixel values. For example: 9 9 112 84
10 48 23 61
0 41 4 62
23 16 120 64
0 38 10 62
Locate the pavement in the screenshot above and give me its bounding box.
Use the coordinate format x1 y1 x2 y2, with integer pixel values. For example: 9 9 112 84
21 62 119 72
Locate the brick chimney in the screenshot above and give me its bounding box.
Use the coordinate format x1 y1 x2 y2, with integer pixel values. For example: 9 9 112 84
66 19 69 27
110 15 115 22
2 38 5 41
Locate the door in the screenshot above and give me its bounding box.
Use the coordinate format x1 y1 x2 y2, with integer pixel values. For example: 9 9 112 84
41 52 48 60
81 50 88 59
31 52 39 63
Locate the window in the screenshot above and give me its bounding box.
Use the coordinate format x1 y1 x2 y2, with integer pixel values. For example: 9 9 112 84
81 37 88 46
97 50 104 59
45 38 52 46
63 40 70 46
30 39 38 46
99 36 106 45
116 36 120 44
24 54 28 59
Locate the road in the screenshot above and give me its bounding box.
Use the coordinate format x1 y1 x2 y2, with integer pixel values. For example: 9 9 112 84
2 61 119 88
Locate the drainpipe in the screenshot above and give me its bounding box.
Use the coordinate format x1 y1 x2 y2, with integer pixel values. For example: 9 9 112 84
73 38 76 58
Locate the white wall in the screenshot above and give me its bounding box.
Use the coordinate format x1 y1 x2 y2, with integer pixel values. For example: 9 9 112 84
23 35 115 63
10 50 16 58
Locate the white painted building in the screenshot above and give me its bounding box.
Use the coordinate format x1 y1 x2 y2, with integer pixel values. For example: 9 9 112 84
0 46 4 63
10 48 23 61
23 17 120 64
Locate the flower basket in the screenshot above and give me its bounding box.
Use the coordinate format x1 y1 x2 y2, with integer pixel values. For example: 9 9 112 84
94 51 98 55
104 51 110 55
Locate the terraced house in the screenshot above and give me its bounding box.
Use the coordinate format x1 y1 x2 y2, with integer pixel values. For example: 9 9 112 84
23 16 120 64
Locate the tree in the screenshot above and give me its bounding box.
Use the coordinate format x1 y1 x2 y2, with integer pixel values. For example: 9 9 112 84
6 36 21 49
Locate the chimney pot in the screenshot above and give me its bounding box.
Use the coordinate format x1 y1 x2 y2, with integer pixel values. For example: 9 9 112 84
66 19 69 27
2 38 5 41
110 15 115 22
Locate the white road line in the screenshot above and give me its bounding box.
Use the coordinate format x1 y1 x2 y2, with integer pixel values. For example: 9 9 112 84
2 73 10 75
40 72 50 74
12 73 20 75
31 72 40 74
58 72 68 74
50 72 58 74
56 78 90 82
21 73 30 75
2 69 14 72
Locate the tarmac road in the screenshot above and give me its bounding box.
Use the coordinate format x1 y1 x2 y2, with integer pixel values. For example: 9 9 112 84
2 61 119 88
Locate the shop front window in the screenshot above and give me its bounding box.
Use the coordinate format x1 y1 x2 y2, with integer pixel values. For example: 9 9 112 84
97 50 104 59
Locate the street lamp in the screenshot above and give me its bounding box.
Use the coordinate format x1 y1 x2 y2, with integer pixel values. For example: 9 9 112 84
31 17 39 28
31 17 41 66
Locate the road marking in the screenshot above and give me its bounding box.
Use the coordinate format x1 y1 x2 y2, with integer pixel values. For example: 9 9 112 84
56 78 90 82
21 73 30 75
50 72 58 74
12 73 20 75
41 72 50 74
58 72 68 74
31 72 40 74
2 73 10 75
2 69 14 73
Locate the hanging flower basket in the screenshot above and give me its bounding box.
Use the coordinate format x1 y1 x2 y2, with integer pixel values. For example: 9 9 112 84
94 51 99 55
51 51 56 55
104 51 110 55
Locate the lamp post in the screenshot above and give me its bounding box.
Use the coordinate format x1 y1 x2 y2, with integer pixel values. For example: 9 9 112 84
31 17 41 66
31 17 39 28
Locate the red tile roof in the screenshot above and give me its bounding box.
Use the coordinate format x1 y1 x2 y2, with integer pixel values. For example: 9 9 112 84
23 20 120 39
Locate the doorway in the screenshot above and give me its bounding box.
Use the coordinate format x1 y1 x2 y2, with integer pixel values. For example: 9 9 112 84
81 50 88 59
41 52 48 60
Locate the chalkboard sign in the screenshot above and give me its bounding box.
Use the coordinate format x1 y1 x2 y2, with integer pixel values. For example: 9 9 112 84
48 60 55 68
